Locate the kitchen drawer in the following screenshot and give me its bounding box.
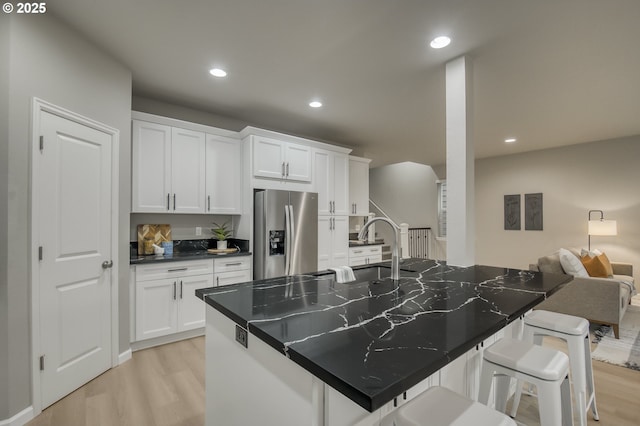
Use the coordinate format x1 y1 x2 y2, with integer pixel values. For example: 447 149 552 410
215 269 252 287
213 256 251 273
349 245 382 257
135 259 214 281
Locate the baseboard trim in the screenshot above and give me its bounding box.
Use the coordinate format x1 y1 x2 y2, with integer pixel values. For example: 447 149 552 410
0 406 34 426
131 328 204 352
118 348 132 365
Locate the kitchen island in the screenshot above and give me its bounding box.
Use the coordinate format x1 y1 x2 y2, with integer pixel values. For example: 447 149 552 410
196 258 571 425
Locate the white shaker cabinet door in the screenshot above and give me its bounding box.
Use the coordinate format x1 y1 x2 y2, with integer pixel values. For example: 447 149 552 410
171 127 206 213
313 150 331 215
132 120 172 212
206 134 242 214
331 216 349 267
253 136 286 179
178 274 212 332
317 216 332 271
136 278 179 341
284 143 311 182
332 153 350 215
348 157 371 216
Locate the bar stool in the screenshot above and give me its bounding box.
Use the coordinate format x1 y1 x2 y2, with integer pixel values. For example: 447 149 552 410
379 386 516 426
510 310 599 426
478 337 573 426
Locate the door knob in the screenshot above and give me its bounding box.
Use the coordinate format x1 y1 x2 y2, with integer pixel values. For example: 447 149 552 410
102 260 114 269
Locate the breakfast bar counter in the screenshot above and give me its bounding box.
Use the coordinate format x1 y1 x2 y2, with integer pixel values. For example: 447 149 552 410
196 258 571 425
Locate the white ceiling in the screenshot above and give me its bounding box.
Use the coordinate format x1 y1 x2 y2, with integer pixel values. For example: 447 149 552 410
49 0 640 167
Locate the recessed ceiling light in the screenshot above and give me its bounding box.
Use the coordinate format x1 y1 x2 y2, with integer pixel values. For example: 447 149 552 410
209 68 227 78
505 138 517 143
430 36 451 49
309 101 323 108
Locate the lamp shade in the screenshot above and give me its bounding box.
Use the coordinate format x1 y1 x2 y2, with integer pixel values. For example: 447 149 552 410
588 219 617 236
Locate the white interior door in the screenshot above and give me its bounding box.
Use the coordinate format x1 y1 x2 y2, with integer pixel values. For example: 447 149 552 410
37 110 113 409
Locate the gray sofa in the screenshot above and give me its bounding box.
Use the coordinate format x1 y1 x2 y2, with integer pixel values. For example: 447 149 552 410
531 249 635 338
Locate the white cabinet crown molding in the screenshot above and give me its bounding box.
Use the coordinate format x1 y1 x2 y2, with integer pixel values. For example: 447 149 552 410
132 111 241 140
240 126 352 154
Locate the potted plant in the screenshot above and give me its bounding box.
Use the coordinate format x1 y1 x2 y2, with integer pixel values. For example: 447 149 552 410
211 221 232 249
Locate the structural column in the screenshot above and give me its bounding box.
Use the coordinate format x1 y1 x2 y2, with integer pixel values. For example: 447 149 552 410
445 56 475 266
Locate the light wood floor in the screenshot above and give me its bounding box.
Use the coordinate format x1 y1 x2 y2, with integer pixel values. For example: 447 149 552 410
27 335 640 426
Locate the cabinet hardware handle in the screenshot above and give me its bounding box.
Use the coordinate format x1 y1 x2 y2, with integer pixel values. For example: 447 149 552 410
173 281 176 300
286 162 289 177
353 250 363 254
167 267 188 272
208 195 211 211
332 201 335 213
282 162 285 177
167 193 170 211
216 276 219 286
180 280 183 299
225 262 242 266
173 193 176 210
328 201 332 212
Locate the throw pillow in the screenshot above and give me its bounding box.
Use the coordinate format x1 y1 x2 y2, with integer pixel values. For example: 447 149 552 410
580 248 603 258
559 248 589 277
580 252 614 278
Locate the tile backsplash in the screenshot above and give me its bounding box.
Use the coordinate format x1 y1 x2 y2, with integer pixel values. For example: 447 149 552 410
130 213 234 241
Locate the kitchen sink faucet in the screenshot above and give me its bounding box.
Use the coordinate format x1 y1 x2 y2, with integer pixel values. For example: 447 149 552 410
358 217 400 281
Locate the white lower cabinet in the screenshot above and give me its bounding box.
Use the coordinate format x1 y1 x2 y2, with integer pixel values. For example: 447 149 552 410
213 256 252 286
348 245 382 266
134 259 213 341
318 216 349 271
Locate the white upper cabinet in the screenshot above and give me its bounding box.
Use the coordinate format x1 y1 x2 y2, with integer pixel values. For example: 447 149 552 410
284 142 312 182
348 156 371 216
252 135 311 182
131 120 172 213
131 119 206 213
313 149 349 216
171 127 206 213
205 134 242 214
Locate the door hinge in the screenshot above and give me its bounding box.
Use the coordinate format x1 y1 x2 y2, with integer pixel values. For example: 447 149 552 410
39 135 44 152
39 355 45 371
38 246 43 261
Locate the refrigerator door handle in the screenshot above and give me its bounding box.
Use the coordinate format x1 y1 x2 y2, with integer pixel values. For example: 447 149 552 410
284 204 291 275
287 204 296 274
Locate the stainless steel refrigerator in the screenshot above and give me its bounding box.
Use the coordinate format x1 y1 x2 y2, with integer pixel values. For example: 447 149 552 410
254 189 318 279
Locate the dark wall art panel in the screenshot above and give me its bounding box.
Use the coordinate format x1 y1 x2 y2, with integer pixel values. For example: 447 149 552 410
504 194 521 230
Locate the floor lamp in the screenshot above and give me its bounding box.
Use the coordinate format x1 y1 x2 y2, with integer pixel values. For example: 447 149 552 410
587 210 617 251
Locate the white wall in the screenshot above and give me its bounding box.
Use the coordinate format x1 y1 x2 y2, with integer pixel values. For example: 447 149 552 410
0 12 10 420
369 162 439 253
132 95 248 131
475 136 640 279
3 14 132 419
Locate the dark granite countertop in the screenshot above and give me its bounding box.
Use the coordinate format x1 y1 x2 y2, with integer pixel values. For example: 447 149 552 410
196 258 570 412
130 250 252 265
130 238 251 265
